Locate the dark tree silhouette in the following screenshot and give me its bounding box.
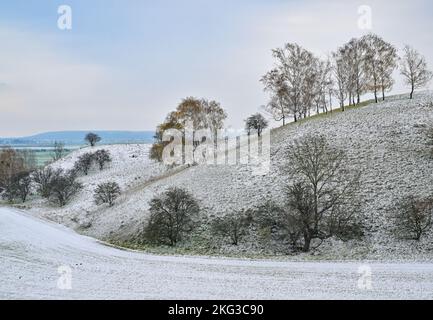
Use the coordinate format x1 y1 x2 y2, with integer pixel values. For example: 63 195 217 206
94 149 112 170
245 113 269 137
49 170 82 207
94 181 121 207
393 196 433 241
85 132 101 147
74 153 94 175
144 187 200 246
283 135 363 252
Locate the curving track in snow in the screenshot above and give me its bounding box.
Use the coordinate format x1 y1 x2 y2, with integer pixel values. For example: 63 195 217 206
1 207 433 300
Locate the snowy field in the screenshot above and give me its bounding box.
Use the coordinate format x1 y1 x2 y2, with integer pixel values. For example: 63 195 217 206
22 93 433 260
1 207 433 300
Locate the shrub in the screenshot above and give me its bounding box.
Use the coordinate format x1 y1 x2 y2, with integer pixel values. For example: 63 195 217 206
254 201 303 251
2 171 32 203
94 181 121 207
94 149 111 170
144 187 200 246
33 167 63 198
49 170 82 207
212 210 253 245
393 195 433 241
74 153 94 175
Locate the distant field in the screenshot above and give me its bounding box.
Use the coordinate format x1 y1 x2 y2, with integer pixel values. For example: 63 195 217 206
30 149 75 167
32 149 70 167
0 147 75 167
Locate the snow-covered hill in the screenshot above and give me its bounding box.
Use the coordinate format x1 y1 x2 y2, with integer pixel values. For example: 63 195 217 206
2 207 433 299
25 93 433 260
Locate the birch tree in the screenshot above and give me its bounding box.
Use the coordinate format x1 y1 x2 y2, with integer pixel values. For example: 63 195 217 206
400 45 433 99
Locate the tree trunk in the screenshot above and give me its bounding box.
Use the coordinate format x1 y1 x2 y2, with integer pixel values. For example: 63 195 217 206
302 235 311 252
282 116 285 126
410 84 414 99
382 87 385 101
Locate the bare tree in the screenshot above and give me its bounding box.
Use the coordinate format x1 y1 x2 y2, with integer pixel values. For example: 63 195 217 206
49 170 82 207
52 141 66 161
261 69 291 125
400 45 433 99
263 43 317 122
32 167 63 198
332 51 349 110
144 187 200 246
245 113 269 137
312 58 333 114
337 38 367 106
362 34 397 103
2 171 32 203
94 149 112 170
94 181 121 207
377 42 398 101
74 152 94 175
85 132 101 147
393 196 433 240
284 135 363 252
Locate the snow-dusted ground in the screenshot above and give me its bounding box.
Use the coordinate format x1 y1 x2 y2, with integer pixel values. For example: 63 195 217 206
25 144 170 238
21 93 433 258
1 207 433 300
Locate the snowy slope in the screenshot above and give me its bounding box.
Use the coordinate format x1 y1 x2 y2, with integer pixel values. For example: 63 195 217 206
25 93 433 259
1 207 433 299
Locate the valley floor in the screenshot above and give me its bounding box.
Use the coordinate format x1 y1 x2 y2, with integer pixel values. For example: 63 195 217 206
1 207 433 300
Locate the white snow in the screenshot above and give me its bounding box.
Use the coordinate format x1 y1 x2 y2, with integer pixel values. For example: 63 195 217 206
23 93 433 259
1 207 433 299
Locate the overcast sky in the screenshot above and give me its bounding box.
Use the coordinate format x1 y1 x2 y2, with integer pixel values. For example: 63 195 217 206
0 0 432 137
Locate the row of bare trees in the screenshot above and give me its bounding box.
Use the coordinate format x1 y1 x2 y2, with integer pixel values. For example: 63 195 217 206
262 33 433 125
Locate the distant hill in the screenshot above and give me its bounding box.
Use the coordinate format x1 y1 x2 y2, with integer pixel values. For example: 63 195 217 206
0 131 155 147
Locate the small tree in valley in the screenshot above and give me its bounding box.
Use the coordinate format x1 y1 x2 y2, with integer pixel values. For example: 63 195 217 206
2 171 32 203
94 181 121 207
49 170 82 207
144 187 200 246
393 196 433 241
284 135 363 252
212 210 253 245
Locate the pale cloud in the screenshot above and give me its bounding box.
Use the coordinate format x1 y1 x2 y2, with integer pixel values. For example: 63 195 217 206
0 0 432 136
0 28 151 136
